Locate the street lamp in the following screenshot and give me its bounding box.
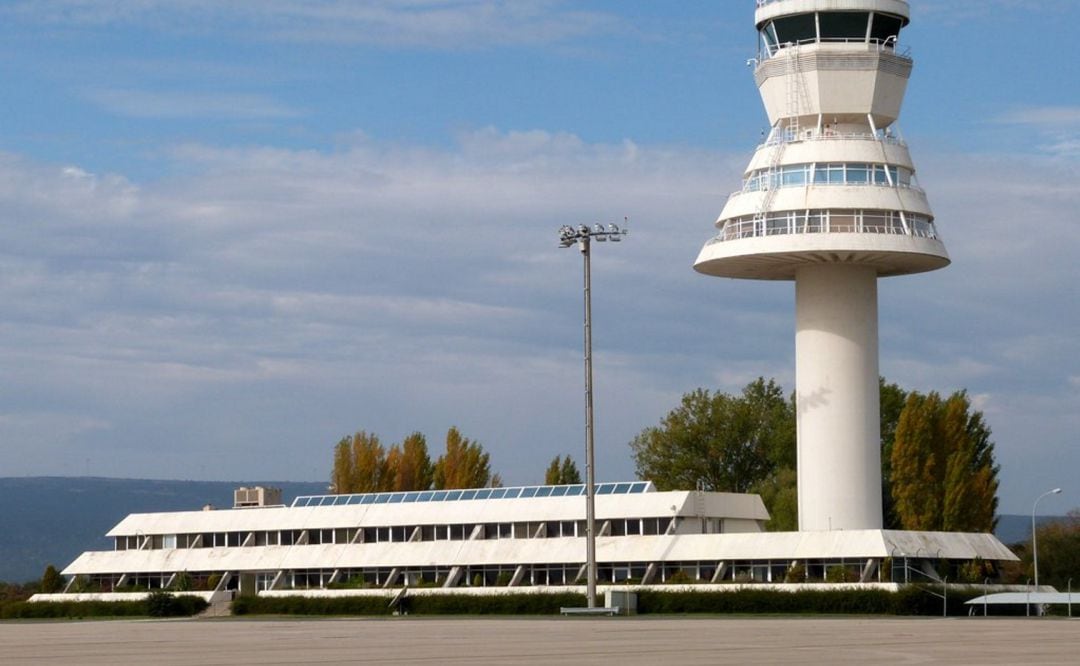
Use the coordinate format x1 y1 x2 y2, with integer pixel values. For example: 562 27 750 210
1032 487 1062 591
558 221 627 609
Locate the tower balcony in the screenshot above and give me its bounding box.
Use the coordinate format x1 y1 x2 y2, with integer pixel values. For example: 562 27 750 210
720 183 932 223
745 129 912 175
756 126 905 153
693 208 948 281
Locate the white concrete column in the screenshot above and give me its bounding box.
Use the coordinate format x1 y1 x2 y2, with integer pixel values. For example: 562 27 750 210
795 263 882 531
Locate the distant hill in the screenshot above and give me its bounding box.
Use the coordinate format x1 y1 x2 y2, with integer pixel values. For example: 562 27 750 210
0 477 325 583
994 513 1071 547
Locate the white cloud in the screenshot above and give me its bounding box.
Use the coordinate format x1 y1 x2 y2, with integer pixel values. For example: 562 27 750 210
1 127 1078 512
85 88 302 120
914 0 1075 22
0 133 743 484
992 107 1080 158
996 106 1080 127
5 0 623 49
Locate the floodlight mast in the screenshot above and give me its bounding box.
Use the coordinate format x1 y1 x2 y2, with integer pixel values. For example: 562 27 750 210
557 221 627 609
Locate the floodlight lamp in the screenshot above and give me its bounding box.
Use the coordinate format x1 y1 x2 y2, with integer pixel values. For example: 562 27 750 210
558 225 577 247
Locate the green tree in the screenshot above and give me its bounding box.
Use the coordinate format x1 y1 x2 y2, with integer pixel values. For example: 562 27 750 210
433 427 495 489
630 378 794 494
39 564 64 594
544 455 582 485
559 455 582 485
890 390 999 532
750 467 798 531
879 378 908 529
1022 510 1080 589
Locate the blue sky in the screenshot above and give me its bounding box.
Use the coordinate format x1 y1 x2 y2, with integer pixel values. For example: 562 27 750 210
1 0 1077 516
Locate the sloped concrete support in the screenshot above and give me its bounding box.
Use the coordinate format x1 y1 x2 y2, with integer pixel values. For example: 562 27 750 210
444 567 463 588
711 562 728 583
382 568 401 589
270 570 286 590
642 563 658 585
860 558 879 583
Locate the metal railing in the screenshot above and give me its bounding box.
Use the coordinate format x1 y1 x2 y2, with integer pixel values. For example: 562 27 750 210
759 128 906 150
759 37 912 63
707 217 939 245
756 0 911 7
731 179 924 199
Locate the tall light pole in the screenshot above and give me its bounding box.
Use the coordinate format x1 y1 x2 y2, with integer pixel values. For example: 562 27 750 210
558 222 627 609
1032 487 1062 590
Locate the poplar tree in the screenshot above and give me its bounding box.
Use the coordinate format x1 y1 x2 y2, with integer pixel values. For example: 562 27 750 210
330 437 355 494
332 428 499 493
433 426 494 489
879 378 909 528
559 455 582 485
350 431 390 493
390 432 434 492
890 390 999 532
544 455 582 485
40 564 64 594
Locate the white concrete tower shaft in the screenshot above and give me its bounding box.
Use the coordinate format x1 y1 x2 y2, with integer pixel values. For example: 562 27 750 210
695 0 948 531
795 264 880 530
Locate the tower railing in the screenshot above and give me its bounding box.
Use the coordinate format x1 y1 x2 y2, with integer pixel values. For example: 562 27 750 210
729 180 925 200
755 0 911 7
759 38 911 63
758 128 906 150
708 213 939 245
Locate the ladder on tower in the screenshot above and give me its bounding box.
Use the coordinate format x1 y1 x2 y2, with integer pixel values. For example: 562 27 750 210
753 43 806 236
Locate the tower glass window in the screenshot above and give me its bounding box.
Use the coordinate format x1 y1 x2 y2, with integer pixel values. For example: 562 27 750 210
770 13 816 44
869 14 904 43
760 22 779 55
818 12 870 41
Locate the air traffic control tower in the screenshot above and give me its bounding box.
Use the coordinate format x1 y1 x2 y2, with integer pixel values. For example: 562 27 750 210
695 0 947 532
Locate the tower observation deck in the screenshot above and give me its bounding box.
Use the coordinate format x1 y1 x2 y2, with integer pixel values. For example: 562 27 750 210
694 0 947 531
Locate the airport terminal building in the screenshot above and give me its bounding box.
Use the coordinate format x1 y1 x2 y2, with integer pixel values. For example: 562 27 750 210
58 483 1014 596
45 0 1022 601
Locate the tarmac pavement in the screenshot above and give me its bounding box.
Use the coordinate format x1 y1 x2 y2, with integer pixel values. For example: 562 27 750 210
1 616 1077 665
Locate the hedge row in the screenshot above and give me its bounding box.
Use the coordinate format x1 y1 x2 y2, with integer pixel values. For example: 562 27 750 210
233 592 588 616
636 586 976 615
0 592 208 620
232 587 980 617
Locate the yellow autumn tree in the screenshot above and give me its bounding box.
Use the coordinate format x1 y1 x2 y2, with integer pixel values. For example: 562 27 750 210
433 426 496 489
890 390 998 532
388 431 434 492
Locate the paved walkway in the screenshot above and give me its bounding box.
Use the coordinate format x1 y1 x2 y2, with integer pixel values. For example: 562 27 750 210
1 616 1077 665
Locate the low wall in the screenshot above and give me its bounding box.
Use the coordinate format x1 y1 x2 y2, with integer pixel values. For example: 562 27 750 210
259 582 902 599
28 591 217 604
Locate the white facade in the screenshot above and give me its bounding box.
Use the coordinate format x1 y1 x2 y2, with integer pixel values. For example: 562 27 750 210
56 483 1015 597
695 0 948 531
